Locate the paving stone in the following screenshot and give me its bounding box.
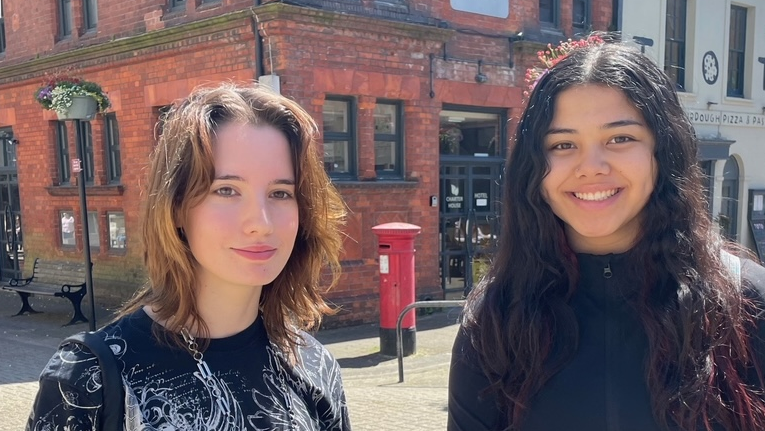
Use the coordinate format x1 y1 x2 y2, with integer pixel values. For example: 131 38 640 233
0 290 463 430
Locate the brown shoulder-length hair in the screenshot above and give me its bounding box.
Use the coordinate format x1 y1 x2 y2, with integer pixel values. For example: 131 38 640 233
119 83 346 354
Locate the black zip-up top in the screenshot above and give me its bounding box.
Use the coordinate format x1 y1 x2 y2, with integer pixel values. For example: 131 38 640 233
448 252 765 431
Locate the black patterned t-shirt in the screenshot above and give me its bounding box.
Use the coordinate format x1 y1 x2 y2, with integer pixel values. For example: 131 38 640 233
26 309 351 431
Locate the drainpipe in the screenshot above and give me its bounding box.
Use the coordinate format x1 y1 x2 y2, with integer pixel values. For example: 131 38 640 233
251 0 265 79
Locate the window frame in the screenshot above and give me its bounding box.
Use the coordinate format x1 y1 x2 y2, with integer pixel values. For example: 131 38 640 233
0 0 6 54
727 5 747 98
59 209 76 248
58 0 73 38
169 0 185 11
539 0 559 28
107 211 127 252
83 0 97 31
322 96 357 181
104 114 121 184
373 100 404 179
56 121 71 185
664 0 687 91
572 0 590 31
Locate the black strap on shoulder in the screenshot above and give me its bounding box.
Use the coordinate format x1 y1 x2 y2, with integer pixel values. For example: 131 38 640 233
61 332 125 431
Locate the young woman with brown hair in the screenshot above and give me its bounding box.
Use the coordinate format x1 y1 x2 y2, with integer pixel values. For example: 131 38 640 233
27 83 351 431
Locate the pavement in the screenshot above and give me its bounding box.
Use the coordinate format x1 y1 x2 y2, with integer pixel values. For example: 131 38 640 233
0 290 463 430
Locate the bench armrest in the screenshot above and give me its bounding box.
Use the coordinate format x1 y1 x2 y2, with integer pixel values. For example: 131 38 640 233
8 277 33 287
61 283 86 294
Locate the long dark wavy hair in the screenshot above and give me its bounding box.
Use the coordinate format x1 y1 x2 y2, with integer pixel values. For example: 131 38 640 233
119 83 346 357
462 41 765 430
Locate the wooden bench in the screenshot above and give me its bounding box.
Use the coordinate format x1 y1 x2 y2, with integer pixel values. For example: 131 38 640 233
2 258 89 326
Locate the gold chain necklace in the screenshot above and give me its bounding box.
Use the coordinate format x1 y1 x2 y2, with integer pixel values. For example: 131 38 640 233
180 327 297 430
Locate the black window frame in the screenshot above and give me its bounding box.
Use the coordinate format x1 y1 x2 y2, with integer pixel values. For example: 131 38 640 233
0 128 17 168
77 120 95 185
664 0 687 91
0 0 7 54
572 0 590 31
322 96 357 181
58 0 73 38
727 5 747 98
56 121 71 184
83 0 97 31
104 114 121 184
373 100 404 179
169 0 185 11
539 0 559 27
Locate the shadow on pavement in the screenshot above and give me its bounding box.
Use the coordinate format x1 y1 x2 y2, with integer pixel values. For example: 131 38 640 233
336 352 397 368
315 307 463 346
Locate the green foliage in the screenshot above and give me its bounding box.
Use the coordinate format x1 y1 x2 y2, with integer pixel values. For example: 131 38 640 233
35 75 111 115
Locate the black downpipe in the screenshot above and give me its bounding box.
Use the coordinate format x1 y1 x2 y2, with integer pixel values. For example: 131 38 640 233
251 0 265 78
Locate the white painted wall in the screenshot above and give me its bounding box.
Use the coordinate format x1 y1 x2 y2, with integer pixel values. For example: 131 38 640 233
622 0 765 254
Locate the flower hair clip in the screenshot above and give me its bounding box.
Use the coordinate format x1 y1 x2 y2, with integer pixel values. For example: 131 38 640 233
523 35 605 98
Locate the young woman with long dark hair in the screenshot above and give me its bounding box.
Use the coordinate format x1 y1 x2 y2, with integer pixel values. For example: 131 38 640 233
448 40 765 431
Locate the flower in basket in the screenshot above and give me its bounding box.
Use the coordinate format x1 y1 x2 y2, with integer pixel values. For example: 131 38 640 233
524 35 605 99
34 75 111 117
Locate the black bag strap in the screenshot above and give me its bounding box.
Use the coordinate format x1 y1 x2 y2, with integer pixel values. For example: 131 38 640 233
61 332 125 431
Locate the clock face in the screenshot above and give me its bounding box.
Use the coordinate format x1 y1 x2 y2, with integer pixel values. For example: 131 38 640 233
703 51 719 85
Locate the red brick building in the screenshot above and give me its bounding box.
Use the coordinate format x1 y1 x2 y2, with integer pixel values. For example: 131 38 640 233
0 0 613 326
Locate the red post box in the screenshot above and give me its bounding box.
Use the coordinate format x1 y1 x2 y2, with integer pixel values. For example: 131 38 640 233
372 222 421 357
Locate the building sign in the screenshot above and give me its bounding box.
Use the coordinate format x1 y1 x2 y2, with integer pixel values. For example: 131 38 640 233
686 109 765 128
702 51 719 85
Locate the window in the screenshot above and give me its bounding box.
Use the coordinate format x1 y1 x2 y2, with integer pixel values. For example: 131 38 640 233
727 6 747 98
719 157 740 240
0 129 17 168
83 0 97 30
77 120 95 184
374 101 403 178
87 211 99 249
572 0 590 31
539 0 558 26
664 0 687 90
323 97 356 179
439 109 503 157
108 212 126 250
170 0 185 10
59 0 72 37
56 121 71 184
0 1 6 54
60 210 76 246
104 114 121 183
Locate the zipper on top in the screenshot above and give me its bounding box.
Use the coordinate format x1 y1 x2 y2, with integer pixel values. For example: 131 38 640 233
603 263 613 279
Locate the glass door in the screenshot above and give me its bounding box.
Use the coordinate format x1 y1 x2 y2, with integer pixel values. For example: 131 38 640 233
440 162 501 296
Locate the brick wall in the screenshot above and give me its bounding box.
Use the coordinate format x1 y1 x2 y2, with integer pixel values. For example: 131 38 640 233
0 0 613 326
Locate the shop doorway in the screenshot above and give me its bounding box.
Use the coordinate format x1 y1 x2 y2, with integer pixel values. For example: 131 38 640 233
0 129 22 281
438 107 505 297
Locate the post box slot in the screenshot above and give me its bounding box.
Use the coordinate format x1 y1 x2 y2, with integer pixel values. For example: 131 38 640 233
379 244 391 249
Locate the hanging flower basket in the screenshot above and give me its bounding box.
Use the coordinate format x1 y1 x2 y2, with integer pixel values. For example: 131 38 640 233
34 75 110 121
56 95 98 120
